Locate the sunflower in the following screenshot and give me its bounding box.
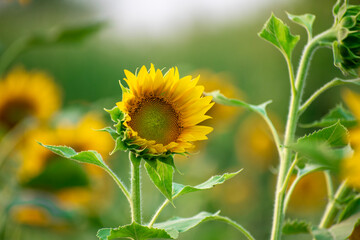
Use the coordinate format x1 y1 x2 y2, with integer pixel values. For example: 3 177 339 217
19 113 113 211
116 64 214 156
342 89 360 188
0 67 61 130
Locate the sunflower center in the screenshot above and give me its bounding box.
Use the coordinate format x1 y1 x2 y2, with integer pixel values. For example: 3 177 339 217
128 97 181 145
0 99 35 129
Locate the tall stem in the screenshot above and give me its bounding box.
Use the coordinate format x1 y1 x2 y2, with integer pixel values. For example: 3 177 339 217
130 152 142 224
270 32 325 240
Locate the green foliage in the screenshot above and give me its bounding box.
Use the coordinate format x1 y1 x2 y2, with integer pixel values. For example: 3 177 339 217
145 159 174 204
339 195 360 222
297 121 348 147
97 222 176 240
301 105 356 128
258 13 300 60
282 219 311 235
97 212 220 240
312 213 360 240
38 143 107 169
172 170 242 198
153 211 220 234
206 90 272 118
287 13 316 39
290 122 350 172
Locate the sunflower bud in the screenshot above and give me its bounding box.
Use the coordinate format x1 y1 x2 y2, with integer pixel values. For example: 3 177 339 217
332 0 360 75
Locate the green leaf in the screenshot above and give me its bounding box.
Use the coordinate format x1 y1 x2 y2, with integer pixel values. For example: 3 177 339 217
339 195 360 222
145 160 174 204
290 122 351 172
282 219 311 235
38 143 106 169
258 13 300 59
26 21 105 47
287 13 316 39
301 105 357 128
154 211 220 234
205 90 272 116
297 121 348 147
172 170 242 198
312 213 360 240
97 222 177 240
97 212 222 240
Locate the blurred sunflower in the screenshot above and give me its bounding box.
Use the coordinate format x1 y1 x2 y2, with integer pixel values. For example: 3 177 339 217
287 172 327 213
193 69 244 131
0 67 61 131
16 113 113 221
341 89 360 188
235 114 280 171
117 64 213 156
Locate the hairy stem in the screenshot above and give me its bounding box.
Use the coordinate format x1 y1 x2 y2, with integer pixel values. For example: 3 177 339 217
103 165 131 204
130 152 142 224
270 29 336 240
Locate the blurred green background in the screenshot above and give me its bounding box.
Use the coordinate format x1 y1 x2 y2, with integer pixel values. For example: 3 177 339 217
0 0 355 239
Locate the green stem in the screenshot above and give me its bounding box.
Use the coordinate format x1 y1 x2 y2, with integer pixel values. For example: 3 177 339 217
270 29 336 240
299 77 360 115
214 216 256 240
103 165 131 205
130 152 142 224
285 56 297 95
148 199 169 227
324 171 334 201
319 181 351 228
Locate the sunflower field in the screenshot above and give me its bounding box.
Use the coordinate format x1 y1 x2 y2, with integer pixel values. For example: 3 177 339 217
1 0 360 240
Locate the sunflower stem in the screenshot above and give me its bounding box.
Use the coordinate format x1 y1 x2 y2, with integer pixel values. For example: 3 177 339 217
270 29 334 240
0 37 28 77
130 152 142 224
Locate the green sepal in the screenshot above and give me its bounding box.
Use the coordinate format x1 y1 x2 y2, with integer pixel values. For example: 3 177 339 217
172 170 242 198
119 80 130 94
97 127 119 140
97 222 177 240
145 159 174 204
111 137 127 155
301 104 357 128
258 13 300 60
38 143 106 169
104 106 125 123
287 13 315 39
282 219 311 235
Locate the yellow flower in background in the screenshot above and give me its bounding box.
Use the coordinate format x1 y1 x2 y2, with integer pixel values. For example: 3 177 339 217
194 69 244 130
117 64 214 155
287 172 327 213
236 114 280 171
10 205 52 227
19 113 113 212
0 67 61 130
342 89 360 188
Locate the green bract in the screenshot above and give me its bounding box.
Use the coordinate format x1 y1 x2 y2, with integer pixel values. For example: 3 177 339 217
332 0 360 75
